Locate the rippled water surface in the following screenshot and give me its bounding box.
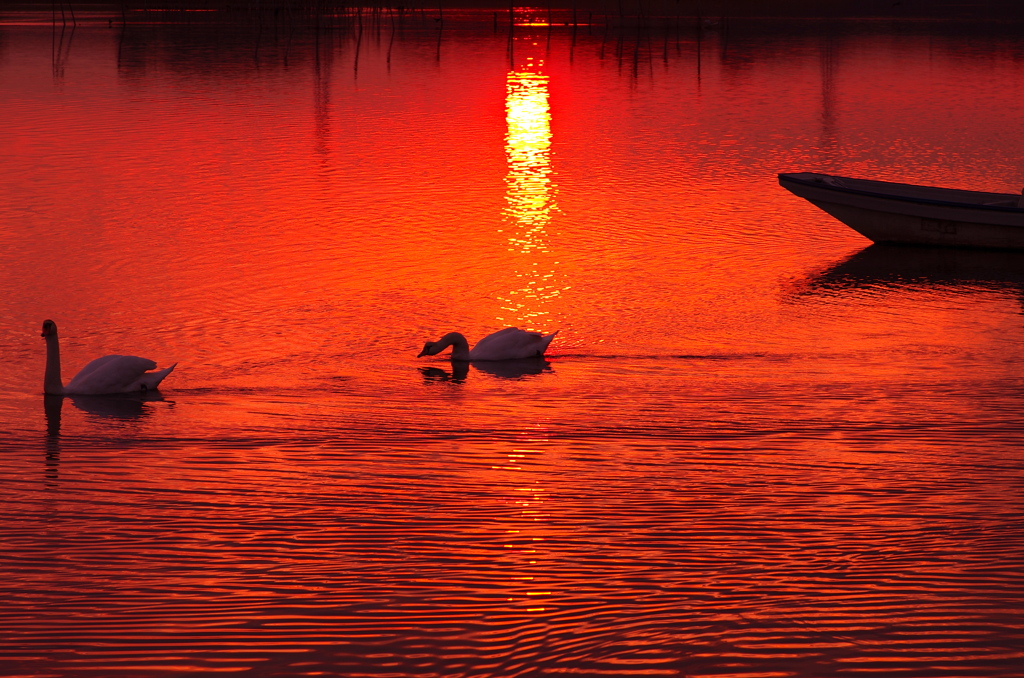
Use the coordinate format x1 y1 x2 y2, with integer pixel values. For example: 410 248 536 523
1 8 1023 677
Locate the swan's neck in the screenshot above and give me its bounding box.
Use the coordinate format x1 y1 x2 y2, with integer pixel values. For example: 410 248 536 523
44 335 64 395
438 332 472 361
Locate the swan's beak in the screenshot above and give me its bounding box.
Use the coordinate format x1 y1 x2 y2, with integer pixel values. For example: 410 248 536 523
417 342 434 358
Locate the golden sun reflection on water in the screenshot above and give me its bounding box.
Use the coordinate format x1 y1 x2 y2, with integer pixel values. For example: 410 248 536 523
498 64 567 331
493 439 554 614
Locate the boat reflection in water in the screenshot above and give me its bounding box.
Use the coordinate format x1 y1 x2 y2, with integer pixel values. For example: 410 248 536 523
803 244 1024 295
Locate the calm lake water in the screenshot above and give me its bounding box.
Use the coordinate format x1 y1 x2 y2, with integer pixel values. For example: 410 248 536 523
1 8 1023 677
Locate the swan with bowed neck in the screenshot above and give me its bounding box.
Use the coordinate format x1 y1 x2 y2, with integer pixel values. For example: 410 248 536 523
417 327 558 361
41 319 176 395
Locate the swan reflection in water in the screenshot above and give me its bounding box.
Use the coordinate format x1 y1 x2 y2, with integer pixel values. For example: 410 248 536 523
42 391 168 482
43 391 168 437
43 395 63 483
420 357 553 384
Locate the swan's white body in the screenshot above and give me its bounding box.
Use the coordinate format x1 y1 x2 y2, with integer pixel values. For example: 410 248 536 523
418 327 558 361
42 319 176 395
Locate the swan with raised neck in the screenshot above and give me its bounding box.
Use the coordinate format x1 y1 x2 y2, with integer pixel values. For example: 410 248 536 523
41 319 176 395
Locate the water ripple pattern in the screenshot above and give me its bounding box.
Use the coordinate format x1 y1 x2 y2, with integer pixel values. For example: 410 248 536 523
0 10 1023 678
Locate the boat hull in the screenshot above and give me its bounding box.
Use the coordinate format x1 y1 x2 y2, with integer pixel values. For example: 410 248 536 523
779 172 1024 250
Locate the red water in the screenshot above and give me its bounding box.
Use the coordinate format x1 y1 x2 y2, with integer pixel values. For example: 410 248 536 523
1 10 1022 677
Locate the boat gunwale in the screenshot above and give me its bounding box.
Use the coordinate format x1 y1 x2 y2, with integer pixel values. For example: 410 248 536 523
778 172 1024 214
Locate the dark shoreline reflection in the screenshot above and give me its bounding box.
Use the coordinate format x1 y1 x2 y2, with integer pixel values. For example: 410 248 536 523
802 244 1024 297
23 8 1018 83
420 358 552 384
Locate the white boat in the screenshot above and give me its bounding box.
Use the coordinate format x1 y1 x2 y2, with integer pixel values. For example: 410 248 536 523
778 172 1024 249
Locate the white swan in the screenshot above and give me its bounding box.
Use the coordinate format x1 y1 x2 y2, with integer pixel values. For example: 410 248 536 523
417 327 558 361
41 319 176 395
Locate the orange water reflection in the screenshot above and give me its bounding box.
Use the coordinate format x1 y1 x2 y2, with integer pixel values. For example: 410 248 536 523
2 15 1024 678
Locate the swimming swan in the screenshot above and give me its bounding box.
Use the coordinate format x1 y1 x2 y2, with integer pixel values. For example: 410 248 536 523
417 327 558 361
41 319 176 395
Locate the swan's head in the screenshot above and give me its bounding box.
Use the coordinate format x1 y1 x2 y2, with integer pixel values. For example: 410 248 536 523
41 319 58 339
417 341 440 358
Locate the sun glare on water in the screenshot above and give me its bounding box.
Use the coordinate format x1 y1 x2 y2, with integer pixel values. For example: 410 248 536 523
499 57 565 331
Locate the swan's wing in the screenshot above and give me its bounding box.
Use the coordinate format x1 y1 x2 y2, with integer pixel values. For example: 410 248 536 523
471 328 531 359
72 354 147 380
65 354 161 395
471 328 558 360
